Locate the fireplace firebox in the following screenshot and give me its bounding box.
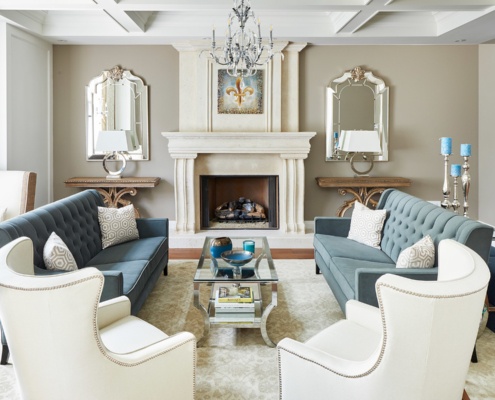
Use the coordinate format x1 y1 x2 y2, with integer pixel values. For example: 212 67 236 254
200 175 278 230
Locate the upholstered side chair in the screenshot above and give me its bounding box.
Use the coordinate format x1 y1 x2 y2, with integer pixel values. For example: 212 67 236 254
278 239 489 400
0 237 196 400
0 171 36 220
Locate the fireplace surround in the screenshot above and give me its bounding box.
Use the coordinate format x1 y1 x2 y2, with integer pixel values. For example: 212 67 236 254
162 131 315 235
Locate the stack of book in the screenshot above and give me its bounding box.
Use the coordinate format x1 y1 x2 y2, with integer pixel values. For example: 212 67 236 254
211 286 255 323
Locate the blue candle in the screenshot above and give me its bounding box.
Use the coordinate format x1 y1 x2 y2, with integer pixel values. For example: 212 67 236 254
460 143 471 157
243 240 255 253
440 137 452 155
451 164 461 177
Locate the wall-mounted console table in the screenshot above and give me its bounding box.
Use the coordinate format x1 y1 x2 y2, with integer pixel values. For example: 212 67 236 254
65 177 160 217
315 176 412 217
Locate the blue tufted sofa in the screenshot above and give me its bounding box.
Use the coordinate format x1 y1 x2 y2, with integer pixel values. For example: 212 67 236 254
314 189 493 313
0 189 169 364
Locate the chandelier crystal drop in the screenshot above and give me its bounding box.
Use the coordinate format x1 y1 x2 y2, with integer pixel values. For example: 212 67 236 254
206 0 278 78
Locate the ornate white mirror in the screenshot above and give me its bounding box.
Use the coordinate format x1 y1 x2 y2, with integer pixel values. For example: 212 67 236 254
86 66 149 161
325 66 389 162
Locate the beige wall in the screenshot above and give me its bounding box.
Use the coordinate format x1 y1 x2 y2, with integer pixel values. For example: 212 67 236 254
478 44 495 226
53 44 480 221
53 45 179 218
301 45 480 219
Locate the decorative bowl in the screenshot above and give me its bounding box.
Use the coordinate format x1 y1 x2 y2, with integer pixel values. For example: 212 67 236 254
220 250 254 266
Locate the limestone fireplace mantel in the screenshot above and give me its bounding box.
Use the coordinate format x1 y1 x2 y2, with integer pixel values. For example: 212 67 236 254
162 131 316 234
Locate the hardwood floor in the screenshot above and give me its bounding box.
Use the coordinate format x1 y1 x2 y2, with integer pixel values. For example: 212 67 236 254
169 248 314 259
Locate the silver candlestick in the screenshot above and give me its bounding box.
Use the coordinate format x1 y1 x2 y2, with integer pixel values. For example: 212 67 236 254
461 156 471 217
451 175 460 214
441 154 451 209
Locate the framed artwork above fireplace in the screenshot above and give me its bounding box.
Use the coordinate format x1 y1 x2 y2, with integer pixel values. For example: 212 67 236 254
217 70 264 115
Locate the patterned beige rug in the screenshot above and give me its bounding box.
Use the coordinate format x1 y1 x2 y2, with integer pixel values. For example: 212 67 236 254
0 260 494 399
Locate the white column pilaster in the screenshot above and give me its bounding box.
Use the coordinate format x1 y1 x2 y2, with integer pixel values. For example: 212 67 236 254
173 153 197 234
281 154 307 234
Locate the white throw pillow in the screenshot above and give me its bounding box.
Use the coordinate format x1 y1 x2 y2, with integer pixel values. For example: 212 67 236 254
0 207 6 222
43 232 78 271
347 202 387 249
98 204 139 249
396 235 435 269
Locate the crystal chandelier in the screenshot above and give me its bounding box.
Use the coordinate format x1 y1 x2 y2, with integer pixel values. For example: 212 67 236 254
206 0 277 78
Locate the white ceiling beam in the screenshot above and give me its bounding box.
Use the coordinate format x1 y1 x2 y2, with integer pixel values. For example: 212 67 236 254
0 11 44 35
0 0 98 10
95 0 147 32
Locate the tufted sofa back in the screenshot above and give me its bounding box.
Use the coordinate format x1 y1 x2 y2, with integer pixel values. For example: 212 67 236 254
0 190 104 269
377 189 493 265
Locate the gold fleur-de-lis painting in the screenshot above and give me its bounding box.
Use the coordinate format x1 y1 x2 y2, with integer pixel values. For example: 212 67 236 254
217 70 263 114
226 77 254 107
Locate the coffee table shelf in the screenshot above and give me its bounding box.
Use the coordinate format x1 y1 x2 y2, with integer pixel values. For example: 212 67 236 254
193 236 278 347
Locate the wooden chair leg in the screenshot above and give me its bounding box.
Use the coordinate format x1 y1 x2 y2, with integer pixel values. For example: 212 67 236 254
462 389 470 400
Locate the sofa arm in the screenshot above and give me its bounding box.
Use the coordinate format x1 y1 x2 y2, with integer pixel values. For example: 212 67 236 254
355 267 438 307
314 217 351 237
100 271 124 302
136 218 169 238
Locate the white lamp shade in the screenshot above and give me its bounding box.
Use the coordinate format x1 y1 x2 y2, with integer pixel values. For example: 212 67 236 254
96 130 139 152
339 130 381 153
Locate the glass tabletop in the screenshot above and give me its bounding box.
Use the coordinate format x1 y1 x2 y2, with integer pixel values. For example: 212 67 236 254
194 236 278 282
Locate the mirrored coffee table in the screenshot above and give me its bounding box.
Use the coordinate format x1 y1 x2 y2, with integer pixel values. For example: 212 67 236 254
193 236 278 347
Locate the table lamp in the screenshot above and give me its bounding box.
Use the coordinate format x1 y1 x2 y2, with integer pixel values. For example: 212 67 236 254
339 130 381 176
95 130 138 179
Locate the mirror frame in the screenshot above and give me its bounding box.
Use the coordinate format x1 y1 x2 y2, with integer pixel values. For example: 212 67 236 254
325 66 389 162
86 65 149 161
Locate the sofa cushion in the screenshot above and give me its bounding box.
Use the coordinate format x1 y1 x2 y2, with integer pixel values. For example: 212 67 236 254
396 235 435 269
328 257 396 301
347 202 386 249
314 234 395 265
86 237 167 265
86 237 168 306
43 232 78 271
98 205 139 249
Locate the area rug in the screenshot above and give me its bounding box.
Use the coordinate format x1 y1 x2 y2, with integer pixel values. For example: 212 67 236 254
0 260 494 399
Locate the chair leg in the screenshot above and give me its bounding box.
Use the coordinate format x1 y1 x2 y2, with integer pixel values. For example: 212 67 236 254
462 389 470 400
163 264 168 276
315 263 321 274
471 346 478 363
1 344 9 365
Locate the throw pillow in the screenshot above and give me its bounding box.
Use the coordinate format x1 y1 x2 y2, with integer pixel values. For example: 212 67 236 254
396 235 435 269
347 202 387 249
98 204 139 249
43 232 78 271
0 207 6 222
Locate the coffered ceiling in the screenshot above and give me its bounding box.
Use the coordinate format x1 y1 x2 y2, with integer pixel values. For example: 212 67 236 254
1 0 495 45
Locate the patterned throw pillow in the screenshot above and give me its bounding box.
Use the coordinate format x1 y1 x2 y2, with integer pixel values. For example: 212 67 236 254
347 202 387 249
396 235 435 269
98 205 139 249
43 232 78 271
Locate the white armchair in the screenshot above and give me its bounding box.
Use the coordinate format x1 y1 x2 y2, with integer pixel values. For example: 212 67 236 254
277 239 489 400
0 171 36 220
0 237 196 400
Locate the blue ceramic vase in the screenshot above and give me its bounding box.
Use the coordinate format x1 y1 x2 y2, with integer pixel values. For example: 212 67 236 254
210 237 232 258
